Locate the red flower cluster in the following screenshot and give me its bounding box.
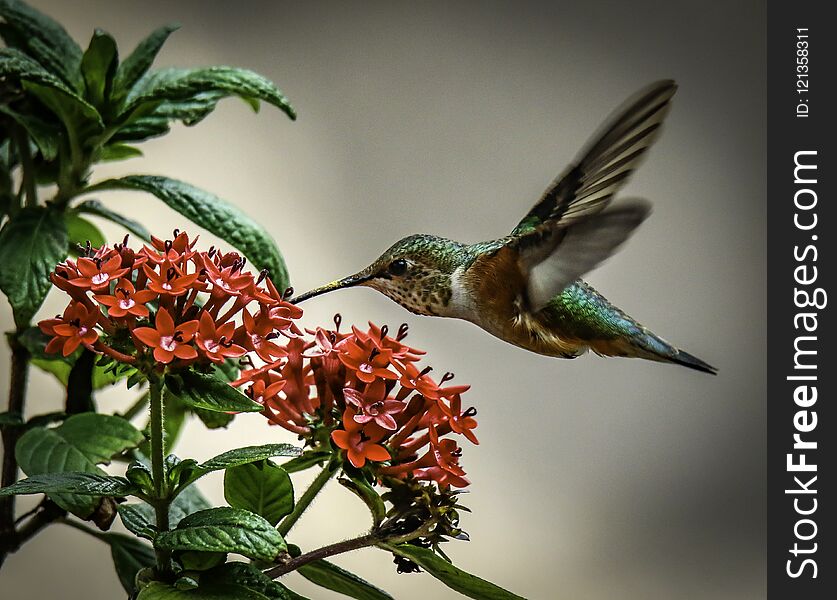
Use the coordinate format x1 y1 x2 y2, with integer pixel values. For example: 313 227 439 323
41 231 479 490
235 320 479 489
39 231 301 367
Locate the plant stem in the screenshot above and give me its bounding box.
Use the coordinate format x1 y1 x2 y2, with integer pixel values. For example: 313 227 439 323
148 376 171 574
277 460 336 537
12 126 37 208
0 334 31 565
264 531 383 579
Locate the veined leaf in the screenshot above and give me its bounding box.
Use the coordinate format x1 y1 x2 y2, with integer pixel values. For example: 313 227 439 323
74 198 151 241
112 24 179 103
81 29 118 109
177 443 300 491
120 66 295 122
13 413 144 516
118 483 212 539
137 581 271 600
298 560 394 600
224 460 293 526
382 544 527 600
0 47 103 129
0 205 67 327
165 369 262 414
0 0 83 90
203 562 305 600
0 104 61 160
86 175 290 288
0 472 133 497
155 507 285 561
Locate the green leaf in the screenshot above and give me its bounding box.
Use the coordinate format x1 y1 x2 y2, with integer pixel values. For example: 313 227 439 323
191 444 300 480
0 104 61 160
117 502 156 540
339 475 386 528
138 581 271 600
87 175 289 288
102 532 156 595
99 143 143 162
120 66 295 122
203 562 304 600
0 205 67 327
165 369 262 414
109 114 170 144
0 0 84 90
81 29 118 108
14 413 144 516
155 507 285 561
0 48 103 128
0 472 133 496
298 560 394 600
119 484 212 540
383 544 526 600
224 460 293 526
66 212 106 251
192 407 234 430
112 24 179 103
74 198 151 241
280 450 330 474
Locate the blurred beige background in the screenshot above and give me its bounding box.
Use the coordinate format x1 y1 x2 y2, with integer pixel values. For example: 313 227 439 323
1 1 765 598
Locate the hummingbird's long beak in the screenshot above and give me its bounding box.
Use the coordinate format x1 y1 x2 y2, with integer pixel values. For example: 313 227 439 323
290 273 373 304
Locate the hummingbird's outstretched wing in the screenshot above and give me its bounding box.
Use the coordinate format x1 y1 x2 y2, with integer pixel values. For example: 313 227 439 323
512 199 651 311
511 80 676 236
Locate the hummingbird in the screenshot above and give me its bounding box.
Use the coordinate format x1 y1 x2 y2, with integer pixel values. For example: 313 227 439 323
292 80 716 374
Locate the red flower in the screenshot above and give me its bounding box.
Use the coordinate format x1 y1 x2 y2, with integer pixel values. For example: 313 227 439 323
331 409 391 468
200 252 253 298
68 254 129 290
143 262 201 296
195 311 246 363
344 379 405 430
338 339 398 383
133 308 199 363
444 393 479 445
40 302 99 356
240 309 288 362
93 278 156 318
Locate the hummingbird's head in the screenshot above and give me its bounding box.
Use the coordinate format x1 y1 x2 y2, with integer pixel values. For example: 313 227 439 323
292 234 468 316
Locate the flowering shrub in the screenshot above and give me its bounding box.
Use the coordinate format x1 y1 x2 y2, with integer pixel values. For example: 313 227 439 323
0 1 522 598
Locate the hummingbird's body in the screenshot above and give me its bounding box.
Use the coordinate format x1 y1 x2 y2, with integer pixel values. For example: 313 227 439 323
293 80 716 374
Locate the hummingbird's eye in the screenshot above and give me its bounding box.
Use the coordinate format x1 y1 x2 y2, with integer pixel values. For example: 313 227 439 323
388 258 409 277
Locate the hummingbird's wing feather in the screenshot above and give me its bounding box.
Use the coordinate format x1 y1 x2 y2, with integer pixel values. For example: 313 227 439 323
517 199 651 311
511 80 676 236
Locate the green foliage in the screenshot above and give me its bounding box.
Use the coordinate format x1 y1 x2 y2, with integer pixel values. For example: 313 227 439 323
165 369 263 414
223 460 294 526
0 206 67 327
0 472 133 497
12 413 143 516
175 443 300 492
298 560 394 600
74 198 150 240
0 0 83 89
155 507 286 561
89 176 290 289
104 532 157 595
383 544 526 600
339 475 386 528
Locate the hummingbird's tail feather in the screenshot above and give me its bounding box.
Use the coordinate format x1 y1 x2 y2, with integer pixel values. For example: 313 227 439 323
589 329 717 375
